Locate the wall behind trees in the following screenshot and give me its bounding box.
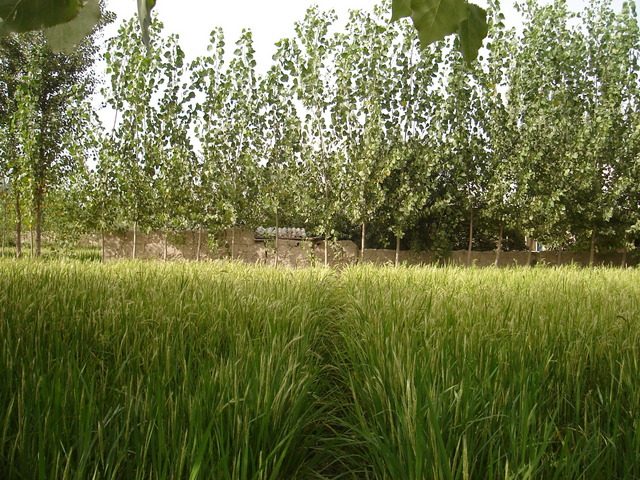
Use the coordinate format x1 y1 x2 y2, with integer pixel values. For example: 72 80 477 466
102 228 637 268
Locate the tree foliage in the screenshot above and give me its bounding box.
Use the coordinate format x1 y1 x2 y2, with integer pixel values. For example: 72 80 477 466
2 0 639 262
0 17 102 255
0 0 154 52
392 0 488 61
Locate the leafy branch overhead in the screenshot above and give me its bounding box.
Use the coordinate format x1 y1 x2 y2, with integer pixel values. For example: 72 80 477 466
0 0 156 53
392 0 488 61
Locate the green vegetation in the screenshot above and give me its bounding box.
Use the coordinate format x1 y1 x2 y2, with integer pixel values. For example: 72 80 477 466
3 0 638 264
1 260 639 478
0 244 100 261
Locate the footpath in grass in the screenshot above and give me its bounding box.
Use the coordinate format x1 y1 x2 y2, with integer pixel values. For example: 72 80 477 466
1 260 639 479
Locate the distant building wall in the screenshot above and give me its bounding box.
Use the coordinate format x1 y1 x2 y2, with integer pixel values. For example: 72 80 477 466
104 229 360 267
104 229 637 267
104 230 220 261
362 249 436 265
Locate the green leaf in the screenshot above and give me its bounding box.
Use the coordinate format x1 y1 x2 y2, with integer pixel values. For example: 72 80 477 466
137 0 156 47
0 0 83 35
391 0 412 22
44 0 100 54
457 3 487 62
410 0 469 47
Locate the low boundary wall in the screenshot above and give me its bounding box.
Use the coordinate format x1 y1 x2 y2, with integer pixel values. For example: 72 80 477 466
104 229 637 267
104 229 359 267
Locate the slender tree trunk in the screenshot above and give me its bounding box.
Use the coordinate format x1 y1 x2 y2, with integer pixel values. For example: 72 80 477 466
1 177 6 257
395 234 401 267
231 228 235 260
495 223 504 268
132 221 137 259
314 103 331 269
589 229 596 266
361 222 366 263
466 206 474 267
34 192 42 258
102 106 117 265
34 119 46 259
526 237 533 267
324 237 328 267
163 226 168 262
275 210 279 267
196 227 202 262
30 227 34 257
15 191 22 258
557 248 561 266
100 192 105 264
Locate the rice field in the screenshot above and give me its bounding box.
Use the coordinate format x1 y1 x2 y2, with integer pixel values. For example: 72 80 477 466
1 260 639 479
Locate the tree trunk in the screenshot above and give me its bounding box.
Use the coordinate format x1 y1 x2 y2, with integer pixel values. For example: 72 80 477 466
163 226 168 262
15 191 22 258
324 237 328 267
589 230 596 266
395 234 401 267
1 177 6 257
557 248 561 266
361 222 366 263
196 227 202 262
30 227 34 257
621 248 628 268
34 193 42 258
494 223 504 268
315 100 331 268
132 221 137 259
275 211 279 267
101 229 105 263
231 228 235 260
466 206 474 267
526 237 533 267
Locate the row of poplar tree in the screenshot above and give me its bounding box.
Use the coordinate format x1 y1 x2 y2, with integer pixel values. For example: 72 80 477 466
1 0 639 261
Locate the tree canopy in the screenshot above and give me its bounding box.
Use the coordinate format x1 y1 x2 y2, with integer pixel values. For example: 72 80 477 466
1 0 638 263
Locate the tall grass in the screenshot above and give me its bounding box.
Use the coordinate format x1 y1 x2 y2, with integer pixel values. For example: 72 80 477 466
337 265 640 479
0 260 639 479
0 260 340 479
0 245 101 261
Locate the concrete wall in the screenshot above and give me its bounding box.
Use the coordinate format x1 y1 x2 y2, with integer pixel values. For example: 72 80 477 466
449 250 636 267
104 229 360 267
450 250 534 267
363 249 436 265
104 229 637 267
104 230 221 261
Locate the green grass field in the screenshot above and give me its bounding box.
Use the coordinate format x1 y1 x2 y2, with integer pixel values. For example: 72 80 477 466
1 260 639 479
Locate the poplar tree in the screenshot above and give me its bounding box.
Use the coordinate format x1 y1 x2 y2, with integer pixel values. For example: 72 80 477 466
104 17 194 259
507 0 583 255
258 42 304 264
382 19 443 265
567 0 640 263
190 27 233 257
333 5 396 260
287 6 340 265
0 26 101 256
